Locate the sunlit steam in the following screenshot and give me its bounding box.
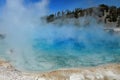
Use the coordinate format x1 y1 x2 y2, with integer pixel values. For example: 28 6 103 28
0 0 49 70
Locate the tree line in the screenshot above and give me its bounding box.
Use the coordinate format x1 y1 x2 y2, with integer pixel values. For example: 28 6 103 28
46 4 120 27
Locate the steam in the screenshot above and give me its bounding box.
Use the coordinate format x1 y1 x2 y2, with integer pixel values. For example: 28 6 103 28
0 0 120 71
0 0 49 70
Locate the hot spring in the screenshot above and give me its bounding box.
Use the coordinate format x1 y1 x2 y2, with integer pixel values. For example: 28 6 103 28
0 0 120 72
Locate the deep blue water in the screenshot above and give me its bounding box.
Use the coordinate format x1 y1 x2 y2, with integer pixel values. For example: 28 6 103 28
0 25 120 72
29 28 120 71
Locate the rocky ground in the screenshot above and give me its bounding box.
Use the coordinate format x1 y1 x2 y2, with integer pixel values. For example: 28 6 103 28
0 60 120 80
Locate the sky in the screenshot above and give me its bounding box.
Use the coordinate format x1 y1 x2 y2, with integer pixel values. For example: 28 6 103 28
49 0 120 12
0 0 120 13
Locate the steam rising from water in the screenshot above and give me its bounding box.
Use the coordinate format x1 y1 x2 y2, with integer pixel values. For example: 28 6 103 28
0 0 120 71
0 0 49 70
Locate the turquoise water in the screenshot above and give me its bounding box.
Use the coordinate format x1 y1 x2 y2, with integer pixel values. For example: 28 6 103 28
32 29 120 71
0 25 120 72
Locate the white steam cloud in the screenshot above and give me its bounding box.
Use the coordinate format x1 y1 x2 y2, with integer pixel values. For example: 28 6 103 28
0 0 49 71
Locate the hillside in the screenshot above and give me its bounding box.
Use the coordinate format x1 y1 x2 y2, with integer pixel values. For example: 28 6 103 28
45 4 120 27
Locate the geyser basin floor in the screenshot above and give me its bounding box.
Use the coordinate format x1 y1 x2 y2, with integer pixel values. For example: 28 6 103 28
0 60 120 80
